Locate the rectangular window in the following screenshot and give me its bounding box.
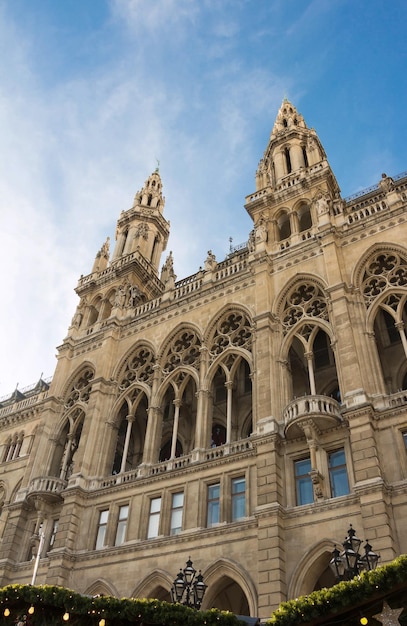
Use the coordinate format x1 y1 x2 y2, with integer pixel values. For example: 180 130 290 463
170 492 184 536
231 477 246 521
329 449 350 497
295 458 313 505
95 510 109 549
403 432 407 450
207 483 220 527
48 519 59 551
115 505 129 546
147 497 161 539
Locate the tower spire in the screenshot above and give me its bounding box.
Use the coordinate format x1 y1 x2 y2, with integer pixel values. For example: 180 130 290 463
111 169 169 270
254 98 331 191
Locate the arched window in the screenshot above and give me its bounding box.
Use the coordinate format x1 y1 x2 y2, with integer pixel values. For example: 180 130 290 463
302 146 309 167
285 147 292 174
87 298 101 326
117 228 129 257
111 392 149 474
298 203 312 232
313 329 331 369
278 212 291 240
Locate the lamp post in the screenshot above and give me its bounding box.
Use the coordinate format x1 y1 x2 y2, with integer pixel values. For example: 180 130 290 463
329 525 380 581
171 557 207 609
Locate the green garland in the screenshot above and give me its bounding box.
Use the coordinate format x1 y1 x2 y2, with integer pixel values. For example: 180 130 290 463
266 554 407 625
0 585 244 626
1 556 406 626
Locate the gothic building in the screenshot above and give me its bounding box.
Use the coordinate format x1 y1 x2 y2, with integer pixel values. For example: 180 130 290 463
0 100 406 622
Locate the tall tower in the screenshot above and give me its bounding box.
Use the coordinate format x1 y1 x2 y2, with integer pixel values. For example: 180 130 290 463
112 168 169 269
69 168 170 333
246 98 341 247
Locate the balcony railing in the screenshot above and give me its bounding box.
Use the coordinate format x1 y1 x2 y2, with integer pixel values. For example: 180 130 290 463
283 394 342 438
26 476 67 503
83 439 254 491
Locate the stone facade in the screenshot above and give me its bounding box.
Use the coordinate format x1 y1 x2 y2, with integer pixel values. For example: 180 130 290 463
0 99 407 622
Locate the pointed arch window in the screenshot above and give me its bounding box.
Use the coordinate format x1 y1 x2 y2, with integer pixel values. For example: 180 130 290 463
288 326 338 398
159 377 195 461
302 146 309 167
373 300 407 393
278 212 291 241
112 392 148 474
285 147 292 174
3 432 24 462
298 203 312 232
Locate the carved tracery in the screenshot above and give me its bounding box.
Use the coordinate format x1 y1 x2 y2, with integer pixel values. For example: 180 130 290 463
210 312 252 359
64 368 94 409
282 283 328 334
120 347 155 389
361 252 407 307
163 330 201 373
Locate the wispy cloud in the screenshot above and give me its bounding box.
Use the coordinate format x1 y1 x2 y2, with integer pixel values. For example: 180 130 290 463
111 0 200 33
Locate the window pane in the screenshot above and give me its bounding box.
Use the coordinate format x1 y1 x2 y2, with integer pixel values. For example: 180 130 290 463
115 505 129 546
232 477 246 521
329 449 349 497
207 484 220 527
295 458 313 505
170 492 184 536
403 432 407 450
147 497 161 538
48 519 59 551
95 510 109 549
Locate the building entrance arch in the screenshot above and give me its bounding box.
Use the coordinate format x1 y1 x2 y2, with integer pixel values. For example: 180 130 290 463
203 558 257 617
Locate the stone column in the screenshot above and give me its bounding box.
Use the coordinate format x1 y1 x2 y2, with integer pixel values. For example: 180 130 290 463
120 415 135 473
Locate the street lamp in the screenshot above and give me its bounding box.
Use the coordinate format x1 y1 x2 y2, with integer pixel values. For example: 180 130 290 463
171 557 207 609
329 525 380 581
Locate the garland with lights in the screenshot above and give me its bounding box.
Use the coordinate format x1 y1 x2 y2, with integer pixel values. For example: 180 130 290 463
0 585 244 626
266 555 407 626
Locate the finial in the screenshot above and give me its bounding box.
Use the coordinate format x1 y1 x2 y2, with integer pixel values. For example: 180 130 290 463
155 158 160 172
229 236 233 253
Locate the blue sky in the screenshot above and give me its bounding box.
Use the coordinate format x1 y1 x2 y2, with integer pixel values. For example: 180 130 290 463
1 0 406 396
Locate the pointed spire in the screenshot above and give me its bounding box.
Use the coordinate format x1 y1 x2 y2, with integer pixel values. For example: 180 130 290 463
111 169 170 274
133 169 165 213
270 98 307 138
252 99 330 192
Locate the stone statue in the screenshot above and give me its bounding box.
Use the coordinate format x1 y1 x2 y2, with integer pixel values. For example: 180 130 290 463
128 285 141 308
379 172 394 193
204 250 217 271
114 285 126 308
248 229 256 252
255 216 267 243
71 298 86 328
315 193 329 216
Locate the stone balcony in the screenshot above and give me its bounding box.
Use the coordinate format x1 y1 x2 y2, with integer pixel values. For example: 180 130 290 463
26 476 67 505
283 394 343 439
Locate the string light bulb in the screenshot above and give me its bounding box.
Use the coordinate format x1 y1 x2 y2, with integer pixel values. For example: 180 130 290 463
4 608 10 617
62 612 70 621
360 618 368 625
28 606 35 615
